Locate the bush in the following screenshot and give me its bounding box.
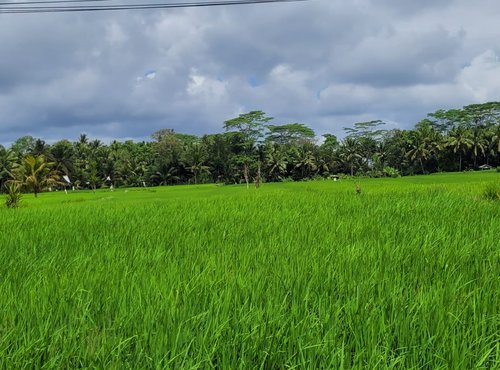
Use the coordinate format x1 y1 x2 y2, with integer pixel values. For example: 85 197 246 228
496 166 500 173
311 175 325 181
383 166 401 178
337 173 351 180
482 183 500 201
5 183 22 208
367 170 384 178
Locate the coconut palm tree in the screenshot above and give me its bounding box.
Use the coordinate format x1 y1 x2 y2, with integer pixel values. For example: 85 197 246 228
12 155 61 197
338 138 362 176
470 127 487 168
294 148 317 179
447 127 473 172
489 123 500 158
185 143 210 184
265 144 288 181
406 144 431 174
50 140 75 177
0 146 16 190
406 121 444 173
151 164 180 186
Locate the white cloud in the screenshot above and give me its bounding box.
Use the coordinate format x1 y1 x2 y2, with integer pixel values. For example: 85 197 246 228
457 50 500 101
187 69 227 100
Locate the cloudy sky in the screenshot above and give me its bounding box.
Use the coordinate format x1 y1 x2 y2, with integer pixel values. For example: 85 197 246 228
1 0 500 145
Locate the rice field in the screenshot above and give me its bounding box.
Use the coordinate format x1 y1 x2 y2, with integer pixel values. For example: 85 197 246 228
0 172 499 369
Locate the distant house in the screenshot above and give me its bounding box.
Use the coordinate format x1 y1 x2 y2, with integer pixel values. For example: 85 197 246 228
479 164 493 170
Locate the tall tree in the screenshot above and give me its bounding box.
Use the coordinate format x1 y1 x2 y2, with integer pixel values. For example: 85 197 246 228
293 147 317 179
427 109 466 133
343 120 387 141
447 127 473 172
489 122 500 157
320 134 340 174
265 143 288 181
151 129 184 184
265 123 315 146
224 111 273 187
470 127 487 168
462 102 500 128
223 111 273 144
202 133 235 184
10 136 36 158
406 131 432 174
338 138 362 176
383 129 411 174
185 143 210 184
50 140 75 177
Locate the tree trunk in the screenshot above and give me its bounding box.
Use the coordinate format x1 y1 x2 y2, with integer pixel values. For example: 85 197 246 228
420 158 425 174
459 153 462 172
243 163 249 189
255 162 261 189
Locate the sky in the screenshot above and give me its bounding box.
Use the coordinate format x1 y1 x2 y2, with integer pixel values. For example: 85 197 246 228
1 0 500 145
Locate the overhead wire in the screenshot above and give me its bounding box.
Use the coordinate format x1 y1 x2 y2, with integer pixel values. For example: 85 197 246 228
0 0 308 14
0 0 110 5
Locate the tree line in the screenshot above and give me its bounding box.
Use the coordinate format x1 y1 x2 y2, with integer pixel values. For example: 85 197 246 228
1 102 500 195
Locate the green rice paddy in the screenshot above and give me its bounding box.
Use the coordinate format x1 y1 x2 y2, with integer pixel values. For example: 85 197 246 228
0 172 499 369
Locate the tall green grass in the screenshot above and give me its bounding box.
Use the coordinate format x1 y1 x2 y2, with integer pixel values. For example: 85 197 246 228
0 172 499 368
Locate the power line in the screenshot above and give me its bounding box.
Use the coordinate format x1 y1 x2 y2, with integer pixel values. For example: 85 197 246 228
0 0 110 5
0 0 309 14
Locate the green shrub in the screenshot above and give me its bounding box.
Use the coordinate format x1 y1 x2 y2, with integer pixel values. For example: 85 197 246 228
482 183 500 201
367 170 384 178
311 175 325 181
384 166 401 178
496 166 500 173
5 183 22 208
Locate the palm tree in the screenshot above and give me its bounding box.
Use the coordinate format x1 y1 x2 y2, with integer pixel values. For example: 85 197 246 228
185 144 210 184
89 139 102 152
470 127 487 168
406 131 432 174
12 154 61 197
338 138 362 176
407 120 444 173
50 140 75 177
489 123 500 158
0 146 16 190
74 134 91 182
447 127 473 172
294 148 317 179
151 164 180 186
32 139 50 157
265 144 288 181
188 162 210 185
406 145 431 174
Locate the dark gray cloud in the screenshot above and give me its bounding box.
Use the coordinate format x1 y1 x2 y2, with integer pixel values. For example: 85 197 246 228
1 0 500 145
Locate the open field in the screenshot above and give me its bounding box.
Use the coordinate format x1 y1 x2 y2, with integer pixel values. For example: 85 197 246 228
0 172 499 369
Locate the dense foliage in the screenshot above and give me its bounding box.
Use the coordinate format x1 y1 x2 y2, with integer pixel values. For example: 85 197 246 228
2 102 500 193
